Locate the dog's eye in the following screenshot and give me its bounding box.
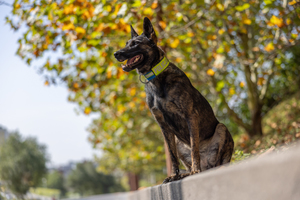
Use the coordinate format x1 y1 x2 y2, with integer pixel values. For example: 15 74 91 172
130 41 140 47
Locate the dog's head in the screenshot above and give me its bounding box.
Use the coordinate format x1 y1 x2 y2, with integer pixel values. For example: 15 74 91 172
114 17 162 73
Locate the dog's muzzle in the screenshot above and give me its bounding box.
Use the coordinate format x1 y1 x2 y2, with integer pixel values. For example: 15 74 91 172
114 51 125 62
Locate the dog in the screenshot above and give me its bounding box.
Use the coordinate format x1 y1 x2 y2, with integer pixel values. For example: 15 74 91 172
114 17 234 183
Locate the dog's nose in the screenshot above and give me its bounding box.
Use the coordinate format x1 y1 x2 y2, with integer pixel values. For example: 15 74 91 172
114 51 120 58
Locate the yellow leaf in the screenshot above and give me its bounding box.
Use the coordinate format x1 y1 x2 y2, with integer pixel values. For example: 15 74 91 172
75 27 86 34
257 77 265 86
216 3 224 11
291 33 298 39
111 24 118 30
88 5 95 16
151 2 158 9
95 23 104 32
84 107 92 115
106 5 112 12
44 80 49 86
270 15 284 27
62 23 75 31
107 67 112 78
73 82 79 89
240 81 245 87
242 18 251 25
218 29 225 35
63 4 74 15
159 21 167 30
83 11 90 19
15 4 21 9
229 88 235 95
224 45 230 53
113 4 122 16
289 0 297 5
175 57 182 62
101 52 108 57
252 47 259 52
206 69 215 76
143 8 153 15
129 102 135 108
286 18 292 25
117 104 126 114
130 87 136 96
264 43 274 52
140 92 146 98
187 31 194 37
119 18 126 25
241 28 247 34
207 35 217 40
170 38 180 48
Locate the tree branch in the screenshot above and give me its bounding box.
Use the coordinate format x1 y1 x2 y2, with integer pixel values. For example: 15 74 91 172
211 76 251 132
259 61 275 101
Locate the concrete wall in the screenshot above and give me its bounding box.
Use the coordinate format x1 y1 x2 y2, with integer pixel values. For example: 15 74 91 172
68 143 300 200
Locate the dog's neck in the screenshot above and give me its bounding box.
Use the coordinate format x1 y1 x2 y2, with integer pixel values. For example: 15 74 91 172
136 46 165 75
151 47 165 68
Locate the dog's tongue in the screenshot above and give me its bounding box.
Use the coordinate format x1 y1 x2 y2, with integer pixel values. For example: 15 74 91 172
127 55 140 65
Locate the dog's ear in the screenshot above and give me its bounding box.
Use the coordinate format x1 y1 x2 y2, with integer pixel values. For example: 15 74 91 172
143 17 157 45
130 25 139 38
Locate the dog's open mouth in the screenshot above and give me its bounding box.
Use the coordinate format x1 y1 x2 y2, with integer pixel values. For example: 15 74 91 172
121 54 144 71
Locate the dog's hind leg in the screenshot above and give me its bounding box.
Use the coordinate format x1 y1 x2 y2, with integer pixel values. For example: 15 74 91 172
207 123 234 168
176 123 234 174
176 138 192 172
220 128 234 165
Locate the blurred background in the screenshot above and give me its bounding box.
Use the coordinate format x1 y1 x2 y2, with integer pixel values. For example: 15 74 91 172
0 0 300 199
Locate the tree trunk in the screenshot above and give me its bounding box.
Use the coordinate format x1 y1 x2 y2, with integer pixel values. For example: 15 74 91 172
128 172 139 191
248 105 263 137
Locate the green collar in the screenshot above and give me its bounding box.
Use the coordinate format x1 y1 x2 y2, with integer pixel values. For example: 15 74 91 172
143 57 169 81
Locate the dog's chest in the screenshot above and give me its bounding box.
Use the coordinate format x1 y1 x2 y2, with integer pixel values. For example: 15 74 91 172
146 84 191 144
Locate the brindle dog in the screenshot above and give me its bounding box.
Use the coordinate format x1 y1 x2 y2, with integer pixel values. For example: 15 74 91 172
114 17 234 183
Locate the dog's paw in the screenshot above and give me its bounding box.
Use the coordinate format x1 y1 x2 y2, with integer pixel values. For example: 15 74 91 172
162 173 192 184
162 174 181 184
162 170 202 184
190 170 200 175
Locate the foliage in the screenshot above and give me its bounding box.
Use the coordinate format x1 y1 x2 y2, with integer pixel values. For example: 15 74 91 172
29 187 60 199
0 132 48 197
4 0 300 174
46 170 67 197
66 161 125 196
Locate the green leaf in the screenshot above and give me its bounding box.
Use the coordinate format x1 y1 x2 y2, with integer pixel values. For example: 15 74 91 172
235 3 250 11
132 0 141 7
216 81 225 92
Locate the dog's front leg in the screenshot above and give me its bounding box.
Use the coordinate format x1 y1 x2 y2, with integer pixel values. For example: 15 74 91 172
187 116 201 173
151 107 181 183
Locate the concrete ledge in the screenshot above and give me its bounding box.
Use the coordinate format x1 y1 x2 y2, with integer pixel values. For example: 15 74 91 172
70 143 300 200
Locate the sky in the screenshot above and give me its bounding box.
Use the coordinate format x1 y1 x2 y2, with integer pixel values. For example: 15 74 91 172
0 4 99 166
